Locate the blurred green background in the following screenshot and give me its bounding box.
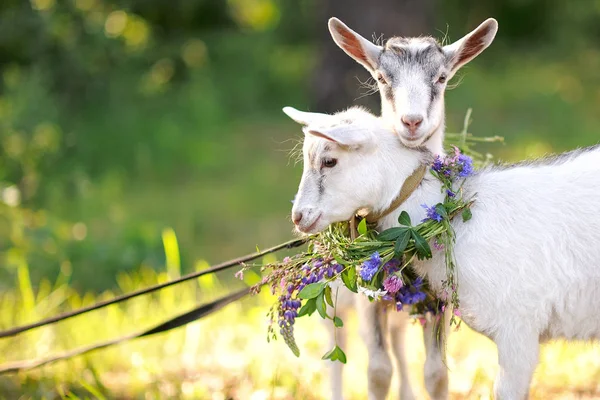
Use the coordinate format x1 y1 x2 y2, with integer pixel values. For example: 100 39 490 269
1 0 600 398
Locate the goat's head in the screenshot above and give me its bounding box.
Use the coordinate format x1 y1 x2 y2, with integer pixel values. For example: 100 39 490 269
283 106 427 234
328 18 498 149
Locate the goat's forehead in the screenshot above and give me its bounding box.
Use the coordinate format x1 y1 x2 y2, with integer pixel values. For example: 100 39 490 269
304 137 334 165
379 37 446 78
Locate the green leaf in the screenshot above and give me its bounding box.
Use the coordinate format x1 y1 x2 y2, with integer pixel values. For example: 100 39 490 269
398 211 412 226
297 298 316 317
341 267 358 293
324 286 334 307
394 229 412 256
333 255 349 265
435 203 448 219
322 347 336 361
377 227 410 242
316 290 329 319
357 218 368 235
321 346 347 364
411 230 432 260
335 346 347 364
333 316 344 328
462 208 472 222
298 282 326 299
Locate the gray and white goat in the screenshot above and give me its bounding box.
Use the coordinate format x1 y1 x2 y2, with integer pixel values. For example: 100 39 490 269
287 18 497 400
328 17 497 155
287 106 600 400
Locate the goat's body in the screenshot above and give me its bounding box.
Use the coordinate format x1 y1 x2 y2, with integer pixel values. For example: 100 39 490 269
379 145 600 398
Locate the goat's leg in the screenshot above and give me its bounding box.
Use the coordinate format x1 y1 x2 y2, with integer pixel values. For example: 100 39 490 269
422 312 449 400
388 311 416 400
493 326 539 400
358 297 393 400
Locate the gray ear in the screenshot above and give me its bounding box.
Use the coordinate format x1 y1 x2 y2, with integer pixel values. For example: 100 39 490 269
304 125 373 148
443 18 498 77
282 106 332 126
328 17 382 72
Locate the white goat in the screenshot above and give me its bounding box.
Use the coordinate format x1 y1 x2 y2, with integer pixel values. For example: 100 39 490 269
286 105 600 400
328 17 498 155
285 18 498 400
285 106 444 400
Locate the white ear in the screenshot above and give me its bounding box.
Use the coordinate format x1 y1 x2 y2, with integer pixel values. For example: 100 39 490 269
443 18 498 76
282 106 332 126
328 17 382 72
304 125 372 148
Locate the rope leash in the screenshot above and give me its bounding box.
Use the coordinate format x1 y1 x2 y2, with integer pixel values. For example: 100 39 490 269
0 238 307 339
0 288 251 374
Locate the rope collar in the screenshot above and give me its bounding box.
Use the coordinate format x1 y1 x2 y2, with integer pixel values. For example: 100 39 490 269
350 163 428 238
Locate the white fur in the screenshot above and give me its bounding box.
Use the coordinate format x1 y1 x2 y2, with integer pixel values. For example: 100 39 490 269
284 106 448 400
328 17 498 154
291 107 600 400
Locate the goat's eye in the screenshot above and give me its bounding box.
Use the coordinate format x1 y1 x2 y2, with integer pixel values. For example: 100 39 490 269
437 74 447 84
377 74 388 85
321 158 337 168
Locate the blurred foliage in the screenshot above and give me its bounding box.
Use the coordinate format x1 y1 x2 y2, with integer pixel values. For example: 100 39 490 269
1 0 600 395
1 0 599 291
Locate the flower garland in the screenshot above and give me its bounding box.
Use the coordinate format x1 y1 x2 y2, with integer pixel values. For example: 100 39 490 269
237 148 474 360
238 111 503 361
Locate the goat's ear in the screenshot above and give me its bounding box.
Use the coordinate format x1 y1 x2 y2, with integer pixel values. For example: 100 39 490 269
282 106 332 126
305 125 372 148
328 17 382 72
443 18 498 77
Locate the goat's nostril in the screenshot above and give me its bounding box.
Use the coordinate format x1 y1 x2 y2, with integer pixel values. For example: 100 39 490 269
401 115 424 131
292 211 303 225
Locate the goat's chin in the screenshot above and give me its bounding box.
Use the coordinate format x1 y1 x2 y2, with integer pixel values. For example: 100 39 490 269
394 125 438 148
295 215 332 235
397 132 427 147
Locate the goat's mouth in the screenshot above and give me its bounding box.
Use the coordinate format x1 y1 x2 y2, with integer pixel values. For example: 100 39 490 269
394 127 424 143
296 214 322 234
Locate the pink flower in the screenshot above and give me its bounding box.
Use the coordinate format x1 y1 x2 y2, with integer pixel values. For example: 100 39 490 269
453 308 461 317
418 317 427 326
383 275 403 293
283 257 291 263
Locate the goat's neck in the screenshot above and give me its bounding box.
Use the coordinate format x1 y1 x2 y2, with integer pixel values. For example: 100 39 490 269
426 106 446 156
426 126 446 157
377 174 444 231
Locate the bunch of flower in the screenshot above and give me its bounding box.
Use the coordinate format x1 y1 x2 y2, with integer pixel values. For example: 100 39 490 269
249 135 495 361
242 255 344 356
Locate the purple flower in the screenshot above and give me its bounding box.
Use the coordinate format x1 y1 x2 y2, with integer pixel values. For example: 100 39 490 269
359 252 381 281
383 259 400 274
421 204 443 222
431 147 474 181
446 189 455 198
383 275 403 293
278 293 302 333
432 156 444 172
456 154 474 177
395 277 427 305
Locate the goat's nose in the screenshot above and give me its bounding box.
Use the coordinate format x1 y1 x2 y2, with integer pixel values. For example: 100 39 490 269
292 211 303 225
401 114 424 133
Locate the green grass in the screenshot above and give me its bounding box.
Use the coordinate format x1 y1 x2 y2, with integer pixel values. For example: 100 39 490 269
1 232 600 399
